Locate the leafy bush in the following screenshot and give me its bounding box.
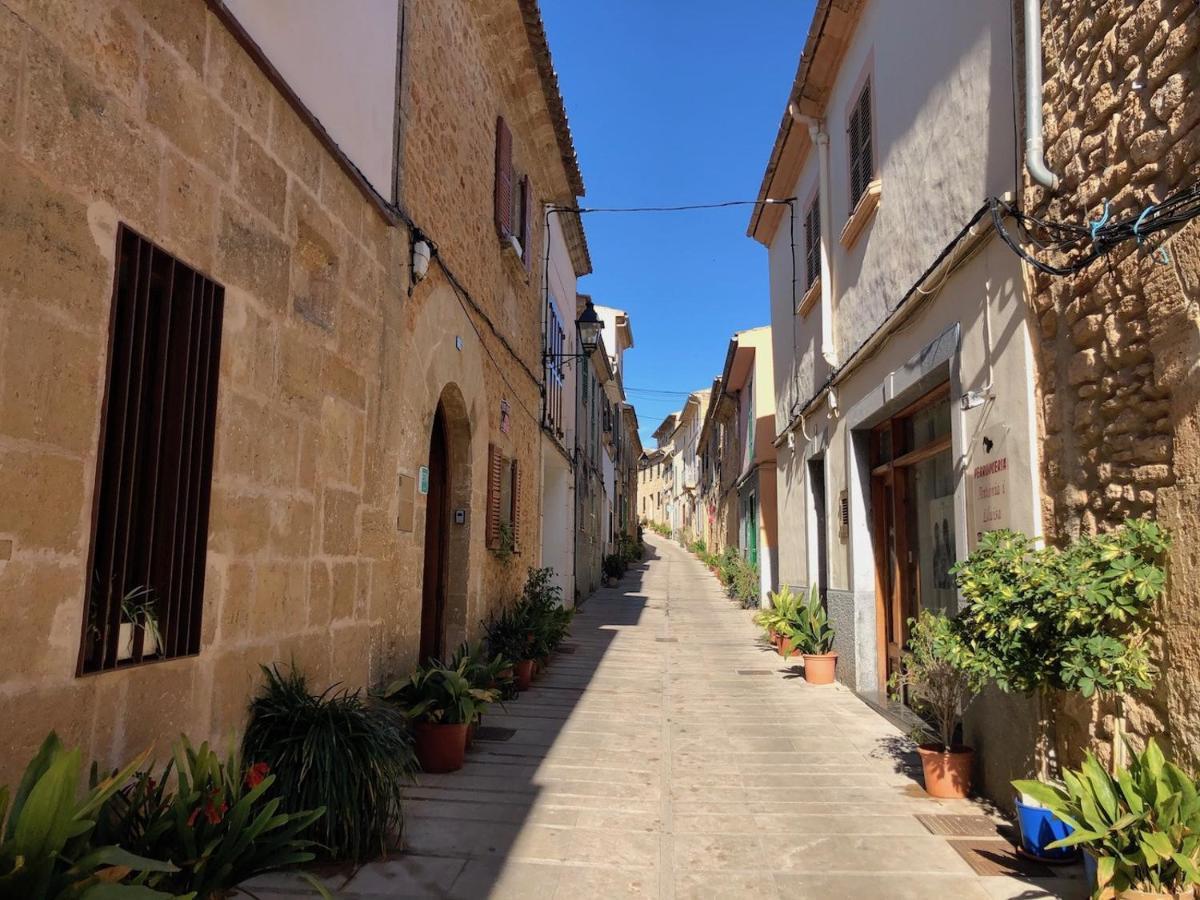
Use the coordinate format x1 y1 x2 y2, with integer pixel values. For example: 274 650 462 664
889 611 979 750
94 736 324 898
617 533 643 565
1 733 175 899
950 520 1169 699
723 555 760 608
242 665 416 862
602 553 627 580
484 605 531 664
383 659 498 726
688 539 707 556
756 584 800 636
715 548 740 586
449 640 512 690
1013 739 1200 898
519 567 573 657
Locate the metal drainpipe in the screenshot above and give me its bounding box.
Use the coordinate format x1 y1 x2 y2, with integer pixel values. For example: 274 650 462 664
789 105 839 369
1024 0 1060 191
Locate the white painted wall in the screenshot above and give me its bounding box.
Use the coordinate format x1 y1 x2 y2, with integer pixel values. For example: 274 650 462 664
225 0 400 200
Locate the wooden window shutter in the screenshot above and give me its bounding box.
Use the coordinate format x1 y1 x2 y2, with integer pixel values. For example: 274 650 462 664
494 117 513 238
520 175 533 270
509 459 521 550
486 443 503 548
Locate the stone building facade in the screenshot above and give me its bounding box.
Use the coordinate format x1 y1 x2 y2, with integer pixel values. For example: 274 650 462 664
0 0 587 784
1027 0 1200 767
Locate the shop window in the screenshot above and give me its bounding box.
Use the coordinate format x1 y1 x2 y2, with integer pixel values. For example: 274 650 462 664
81 226 224 674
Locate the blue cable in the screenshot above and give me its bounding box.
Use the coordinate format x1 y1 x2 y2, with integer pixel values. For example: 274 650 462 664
1089 199 1111 240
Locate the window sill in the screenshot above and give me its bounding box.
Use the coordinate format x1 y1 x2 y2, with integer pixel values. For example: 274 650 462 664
797 278 821 317
499 232 530 280
840 179 881 250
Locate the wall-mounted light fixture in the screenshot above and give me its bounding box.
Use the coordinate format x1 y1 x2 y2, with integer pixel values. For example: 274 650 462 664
544 298 605 366
411 237 432 284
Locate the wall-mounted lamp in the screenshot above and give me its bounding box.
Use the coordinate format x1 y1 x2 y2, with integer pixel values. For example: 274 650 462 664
545 298 605 366
411 238 432 284
960 389 990 410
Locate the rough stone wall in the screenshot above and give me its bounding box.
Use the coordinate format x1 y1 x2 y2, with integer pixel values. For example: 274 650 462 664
1029 0 1200 767
0 0 575 784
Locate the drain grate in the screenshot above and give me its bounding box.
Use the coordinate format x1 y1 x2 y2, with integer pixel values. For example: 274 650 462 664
736 669 774 676
474 726 516 742
948 839 1054 878
655 637 678 643
557 644 578 654
916 814 1002 837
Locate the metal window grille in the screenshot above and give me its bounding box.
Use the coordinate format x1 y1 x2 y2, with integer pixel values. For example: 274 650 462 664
79 225 224 675
542 300 566 437
804 196 821 287
849 79 874 209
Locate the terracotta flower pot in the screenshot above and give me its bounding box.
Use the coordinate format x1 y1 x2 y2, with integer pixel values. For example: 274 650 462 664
778 637 800 659
768 630 781 648
1117 890 1196 899
414 721 468 773
802 651 838 685
514 659 535 691
917 744 974 799
466 720 478 750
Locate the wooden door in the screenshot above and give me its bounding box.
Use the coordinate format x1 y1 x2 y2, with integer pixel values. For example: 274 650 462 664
420 405 451 664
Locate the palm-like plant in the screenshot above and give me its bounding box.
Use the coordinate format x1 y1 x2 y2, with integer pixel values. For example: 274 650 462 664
242 665 416 862
889 611 979 751
1014 739 1200 898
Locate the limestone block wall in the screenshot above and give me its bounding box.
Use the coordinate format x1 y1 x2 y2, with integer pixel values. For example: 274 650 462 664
1028 0 1200 766
0 0 576 785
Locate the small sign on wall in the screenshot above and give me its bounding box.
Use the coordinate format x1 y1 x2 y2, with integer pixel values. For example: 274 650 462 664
418 466 429 495
500 399 511 435
969 430 1011 550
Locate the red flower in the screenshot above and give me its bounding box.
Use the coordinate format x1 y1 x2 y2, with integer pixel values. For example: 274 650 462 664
187 807 199 828
245 761 270 789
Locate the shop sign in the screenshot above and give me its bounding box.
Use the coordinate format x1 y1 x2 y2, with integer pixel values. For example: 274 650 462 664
969 431 1010 550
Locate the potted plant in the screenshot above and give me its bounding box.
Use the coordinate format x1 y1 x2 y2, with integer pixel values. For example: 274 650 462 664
118 585 161 662
449 642 511 747
1014 739 1200 899
383 661 497 773
951 520 1170 860
758 586 803 657
792 585 836 684
486 606 534 692
602 553 626 586
890 610 979 799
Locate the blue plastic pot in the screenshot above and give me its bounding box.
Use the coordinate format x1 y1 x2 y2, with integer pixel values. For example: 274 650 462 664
1083 851 1098 889
1015 797 1079 862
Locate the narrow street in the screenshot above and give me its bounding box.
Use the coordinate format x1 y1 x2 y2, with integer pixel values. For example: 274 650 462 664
252 534 1084 899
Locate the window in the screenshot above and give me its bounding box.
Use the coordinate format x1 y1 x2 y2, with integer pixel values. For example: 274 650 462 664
543 299 565 437
848 79 874 210
80 225 225 674
494 116 533 269
804 196 821 288
487 444 520 552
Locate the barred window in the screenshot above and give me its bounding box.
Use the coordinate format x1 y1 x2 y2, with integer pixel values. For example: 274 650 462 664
80 226 224 674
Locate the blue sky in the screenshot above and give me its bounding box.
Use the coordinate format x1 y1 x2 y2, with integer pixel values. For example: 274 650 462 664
540 1 814 447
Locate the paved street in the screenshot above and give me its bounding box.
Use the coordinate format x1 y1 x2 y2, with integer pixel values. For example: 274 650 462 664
252 534 1085 899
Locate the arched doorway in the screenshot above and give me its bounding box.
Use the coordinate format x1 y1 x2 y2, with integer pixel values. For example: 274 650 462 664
419 403 451 663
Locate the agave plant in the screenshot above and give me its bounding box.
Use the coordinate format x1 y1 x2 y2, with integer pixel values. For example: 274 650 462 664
1014 739 1200 899
0 732 176 899
787 584 835 655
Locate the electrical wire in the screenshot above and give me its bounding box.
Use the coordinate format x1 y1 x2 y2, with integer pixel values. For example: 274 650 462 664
550 198 795 214
991 185 1200 276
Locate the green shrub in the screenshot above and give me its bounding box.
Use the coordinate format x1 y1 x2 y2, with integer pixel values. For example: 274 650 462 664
383 660 498 726
1 733 176 899
94 736 324 898
519 567 573 657
688 539 707 556
242 665 416 862
617 533 643 565
889 610 978 750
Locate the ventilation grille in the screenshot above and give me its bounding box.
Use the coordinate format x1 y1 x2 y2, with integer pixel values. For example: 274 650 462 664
838 489 849 538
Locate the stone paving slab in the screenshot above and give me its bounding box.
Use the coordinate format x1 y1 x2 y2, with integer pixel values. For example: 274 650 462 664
243 535 1087 899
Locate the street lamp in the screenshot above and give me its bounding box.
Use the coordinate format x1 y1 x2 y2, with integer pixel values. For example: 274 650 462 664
546 298 605 365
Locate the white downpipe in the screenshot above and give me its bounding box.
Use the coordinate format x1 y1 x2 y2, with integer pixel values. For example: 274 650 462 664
789 104 838 368
1023 0 1060 191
